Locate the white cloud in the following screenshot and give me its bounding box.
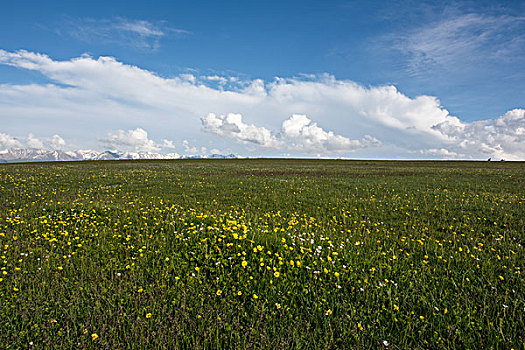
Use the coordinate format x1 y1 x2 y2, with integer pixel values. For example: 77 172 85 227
101 128 174 152
205 75 228 85
0 49 523 159
26 133 44 149
202 113 381 154
281 114 381 153
113 19 165 37
63 17 189 50
202 113 281 148
397 13 525 77
0 132 69 151
161 139 175 149
48 134 66 150
417 148 461 158
182 140 198 154
431 108 525 160
0 133 23 150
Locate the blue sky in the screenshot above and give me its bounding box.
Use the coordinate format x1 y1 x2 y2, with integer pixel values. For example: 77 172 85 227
0 0 524 159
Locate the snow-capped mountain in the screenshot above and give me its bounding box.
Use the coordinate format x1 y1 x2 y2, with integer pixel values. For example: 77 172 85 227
0 148 79 162
0 148 238 163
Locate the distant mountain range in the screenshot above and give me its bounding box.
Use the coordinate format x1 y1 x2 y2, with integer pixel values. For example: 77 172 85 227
0 148 238 163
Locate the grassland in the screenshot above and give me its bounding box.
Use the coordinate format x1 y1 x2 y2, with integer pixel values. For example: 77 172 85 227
0 159 523 349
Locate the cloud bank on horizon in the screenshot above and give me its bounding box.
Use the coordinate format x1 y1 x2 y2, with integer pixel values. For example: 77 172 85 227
201 113 382 155
0 49 523 160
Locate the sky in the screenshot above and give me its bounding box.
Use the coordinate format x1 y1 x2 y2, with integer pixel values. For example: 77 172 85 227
0 0 524 159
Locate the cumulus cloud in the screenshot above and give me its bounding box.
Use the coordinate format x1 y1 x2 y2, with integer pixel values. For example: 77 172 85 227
205 75 228 85
48 134 66 150
201 113 281 148
0 133 23 150
0 132 70 151
0 49 523 159
182 140 198 154
281 114 381 154
181 140 208 155
26 133 44 149
202 113 381 154
161 139 175 149
101 128 175 152
430 109 525 160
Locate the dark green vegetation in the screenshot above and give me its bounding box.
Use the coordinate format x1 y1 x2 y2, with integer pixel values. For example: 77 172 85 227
0 159 524 349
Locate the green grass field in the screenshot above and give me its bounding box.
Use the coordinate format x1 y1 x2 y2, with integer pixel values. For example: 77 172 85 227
0 159 523 349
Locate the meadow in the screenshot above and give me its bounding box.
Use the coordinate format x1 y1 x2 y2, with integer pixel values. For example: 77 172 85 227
0 159 523 349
